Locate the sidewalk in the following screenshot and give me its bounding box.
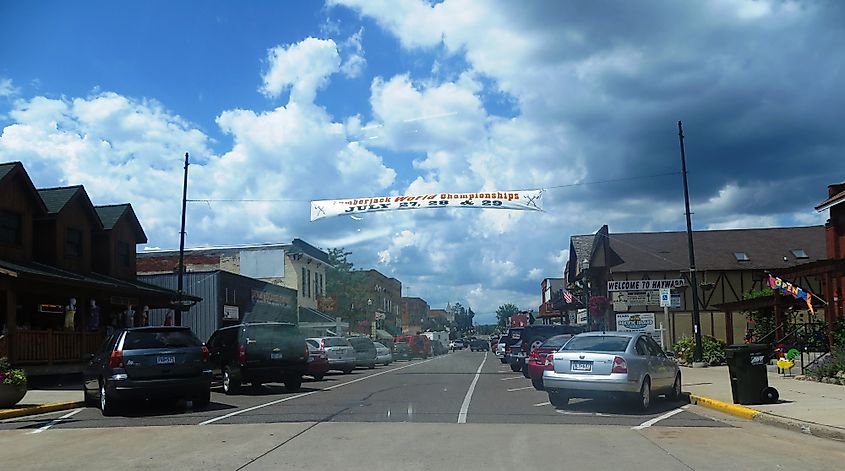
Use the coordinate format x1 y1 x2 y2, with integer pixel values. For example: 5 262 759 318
0 382 85 420
683 365 845 442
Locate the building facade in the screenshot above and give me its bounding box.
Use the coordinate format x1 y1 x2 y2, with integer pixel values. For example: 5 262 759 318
362 269 402 333
400 296 430 334
137 238 331 316
0 161 187 371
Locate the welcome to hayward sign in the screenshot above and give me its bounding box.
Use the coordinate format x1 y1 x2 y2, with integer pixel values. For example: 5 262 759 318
607 279 687 292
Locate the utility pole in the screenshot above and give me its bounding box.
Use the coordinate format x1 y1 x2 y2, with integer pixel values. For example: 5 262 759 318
678 122 703 363
176 152 189 326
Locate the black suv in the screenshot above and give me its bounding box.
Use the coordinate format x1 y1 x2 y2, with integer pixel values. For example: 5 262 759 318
206 322 308 394
82 326 213 416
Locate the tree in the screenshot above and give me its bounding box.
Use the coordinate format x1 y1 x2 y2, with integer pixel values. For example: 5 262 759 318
452 303 475 333
325 248 370 327
496 303 520 328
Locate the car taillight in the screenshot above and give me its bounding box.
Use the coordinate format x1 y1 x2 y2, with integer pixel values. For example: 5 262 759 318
611 356 628 374
528 350 539 361
321 339 326 349
238 344 246 366
304 343 309 359
544 354 555 370
108 350 124 369
201 346 209 363
505 345 511 354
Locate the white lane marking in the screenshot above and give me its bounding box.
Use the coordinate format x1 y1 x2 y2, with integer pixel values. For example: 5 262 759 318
632 407 686 430
500 376 523 381
507 386 534 392
457 352 488 424
27 408 82 434
199 356 439 425
533 401 551 407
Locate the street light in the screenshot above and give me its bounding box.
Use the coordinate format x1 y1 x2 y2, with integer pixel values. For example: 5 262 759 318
368 298 374 339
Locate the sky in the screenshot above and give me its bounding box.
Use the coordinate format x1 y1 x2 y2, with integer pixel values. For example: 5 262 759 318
1 0 841 325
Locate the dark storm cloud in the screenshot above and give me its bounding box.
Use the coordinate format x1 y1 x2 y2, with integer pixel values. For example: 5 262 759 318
501 1 845 220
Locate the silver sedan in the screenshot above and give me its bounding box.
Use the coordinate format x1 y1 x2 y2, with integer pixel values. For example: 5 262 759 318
542 331 681 410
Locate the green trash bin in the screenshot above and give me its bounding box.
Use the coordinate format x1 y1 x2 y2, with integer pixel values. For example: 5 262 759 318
724 344 779 405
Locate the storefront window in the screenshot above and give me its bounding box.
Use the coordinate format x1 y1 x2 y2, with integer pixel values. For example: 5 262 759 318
65 227 83 257
0 210 22 245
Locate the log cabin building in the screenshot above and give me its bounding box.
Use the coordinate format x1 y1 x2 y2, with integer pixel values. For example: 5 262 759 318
0 162 192 373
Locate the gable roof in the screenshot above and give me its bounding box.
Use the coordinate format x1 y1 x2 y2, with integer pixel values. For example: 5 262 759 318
95 204 147 243
289 238 330 264
37 185 103 229
816 181 845 212
0 161 48 214
602 226 825 273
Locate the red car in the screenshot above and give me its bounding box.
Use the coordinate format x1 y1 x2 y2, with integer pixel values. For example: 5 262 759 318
393 335 430 359
306 343 330 381
527 334 573 391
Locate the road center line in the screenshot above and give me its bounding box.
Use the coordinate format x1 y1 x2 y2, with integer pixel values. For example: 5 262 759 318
28 408 82 434
632 407 686 430
199 356 439 426
457 351 487 424
507 386 534 392
500 376 523 381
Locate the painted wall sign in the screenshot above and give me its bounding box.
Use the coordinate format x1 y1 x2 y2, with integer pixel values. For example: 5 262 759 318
607 279 687 292
310 190 544 221
223 305 240 321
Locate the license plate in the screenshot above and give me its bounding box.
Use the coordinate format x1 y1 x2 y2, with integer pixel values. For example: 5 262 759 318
271 352 283 360
571 361 592 372
157 355 175 365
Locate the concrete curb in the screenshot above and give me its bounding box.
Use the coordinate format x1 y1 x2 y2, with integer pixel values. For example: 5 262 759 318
688 393 845 443
0 401 86 420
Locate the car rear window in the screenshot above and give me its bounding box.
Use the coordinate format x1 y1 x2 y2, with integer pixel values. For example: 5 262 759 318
348 338 372 347
306 339 320 349
245 324 300 343
542 335 572 349
562 336 631 353
323 337 350 347
122 329 202 350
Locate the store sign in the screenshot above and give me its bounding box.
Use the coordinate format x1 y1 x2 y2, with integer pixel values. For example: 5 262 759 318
616 312 656 332
223 305 239 321
310 190 544 221
607 279 687 292
318 295 337 312
612 291 681 309
38 304 64 314
767 274 814 314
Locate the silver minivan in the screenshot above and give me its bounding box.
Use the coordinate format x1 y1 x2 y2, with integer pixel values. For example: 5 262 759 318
307 337 356 374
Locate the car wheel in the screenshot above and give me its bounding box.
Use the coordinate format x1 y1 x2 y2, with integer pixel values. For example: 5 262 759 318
531 377 544 391
510 362 522 372
284 374 302 392
368 362 375 369
668 373 682 401
636 378 652 411
313 374 324 381
223 366 241 395
548 390 569 408
192 389 211 409
343 367 353 374
499 358 507 364
99 381 118 416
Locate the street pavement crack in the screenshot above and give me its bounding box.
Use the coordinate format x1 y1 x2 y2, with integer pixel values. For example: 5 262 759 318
234 421 321 471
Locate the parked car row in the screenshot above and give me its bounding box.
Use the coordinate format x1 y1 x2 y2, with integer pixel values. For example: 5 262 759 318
498 329 683 411
82 323 425 416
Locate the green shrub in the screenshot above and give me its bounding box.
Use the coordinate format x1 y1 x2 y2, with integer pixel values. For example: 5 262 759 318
805 350 845 380
0 357 27 387
672 335 726 365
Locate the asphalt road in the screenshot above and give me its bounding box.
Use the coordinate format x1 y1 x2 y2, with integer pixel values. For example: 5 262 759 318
2 350 844 470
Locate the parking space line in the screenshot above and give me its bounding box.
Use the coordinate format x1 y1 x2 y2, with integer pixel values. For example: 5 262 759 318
500 376 523 381
507 386 534 392
533 401 551 407
27 408 82 434
632 407 686 430
199 356 439 426
457 352 487 424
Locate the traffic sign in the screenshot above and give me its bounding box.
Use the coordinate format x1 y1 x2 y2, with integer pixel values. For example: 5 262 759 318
659 288 671 308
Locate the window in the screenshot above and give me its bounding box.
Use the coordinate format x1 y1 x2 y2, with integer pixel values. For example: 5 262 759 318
635 338 649 356
791 249 808 259
116 240 131 267
314 271 319 299
306 269 311 298
0 210 22 245
301 267 307 297
644 336 665 356
65 228 83 257
733 251 750 262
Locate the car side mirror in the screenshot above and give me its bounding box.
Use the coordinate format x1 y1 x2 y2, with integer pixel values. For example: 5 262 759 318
664 352 675 358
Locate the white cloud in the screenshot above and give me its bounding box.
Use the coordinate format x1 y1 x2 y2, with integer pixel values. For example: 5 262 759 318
0 78 18 98
261 37 341 103
339 28 367 78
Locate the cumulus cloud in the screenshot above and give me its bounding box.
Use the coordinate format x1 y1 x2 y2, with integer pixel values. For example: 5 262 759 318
261 37 341 103
0 78 18 98
339 28 367 78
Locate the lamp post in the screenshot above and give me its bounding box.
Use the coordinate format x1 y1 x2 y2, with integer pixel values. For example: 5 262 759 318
581 259 591 331
368 298 374 339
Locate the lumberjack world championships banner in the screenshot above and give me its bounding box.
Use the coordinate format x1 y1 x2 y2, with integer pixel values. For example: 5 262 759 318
310 190 544 221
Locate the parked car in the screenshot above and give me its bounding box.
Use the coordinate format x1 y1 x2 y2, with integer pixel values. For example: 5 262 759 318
502 327 524 369
374 341 393 366
206 322 308 395
306 341 330 380
347 336 378 369
526 334 574 390
495 337 507 363
431 341 448 356
82 326 213 416
309 336 356 374
395 335 430 358
392 341 412 360
469 339 488 351
517 324 584 377
543 332 682 411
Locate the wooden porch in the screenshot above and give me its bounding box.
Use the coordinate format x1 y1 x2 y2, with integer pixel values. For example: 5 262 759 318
7 329 105 365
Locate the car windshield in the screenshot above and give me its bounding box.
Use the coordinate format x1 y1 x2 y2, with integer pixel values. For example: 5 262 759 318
562 336 631 353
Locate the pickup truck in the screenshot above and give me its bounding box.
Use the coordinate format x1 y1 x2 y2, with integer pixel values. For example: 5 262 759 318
502 327 525 371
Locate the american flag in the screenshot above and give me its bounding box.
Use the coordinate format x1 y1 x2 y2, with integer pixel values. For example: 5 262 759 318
562 289 573 304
